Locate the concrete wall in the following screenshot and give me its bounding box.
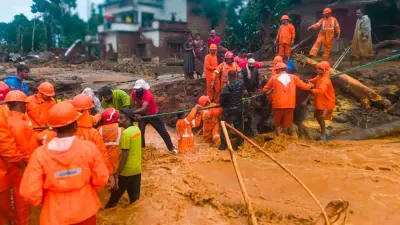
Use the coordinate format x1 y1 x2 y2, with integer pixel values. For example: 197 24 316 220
143 30 160 47
104 33 117 52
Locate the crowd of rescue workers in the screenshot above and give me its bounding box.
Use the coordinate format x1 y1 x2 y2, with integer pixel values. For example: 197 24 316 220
0 6 373 225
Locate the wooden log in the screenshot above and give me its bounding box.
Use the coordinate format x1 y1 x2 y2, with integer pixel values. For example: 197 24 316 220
293 54 392 110
220 121 259 225
333 121 400 140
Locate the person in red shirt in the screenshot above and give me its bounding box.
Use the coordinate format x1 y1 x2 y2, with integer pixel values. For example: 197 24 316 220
207 30 222 47
263 62 313 136
234 49 247 65
309 61 336 141
131 79 178 154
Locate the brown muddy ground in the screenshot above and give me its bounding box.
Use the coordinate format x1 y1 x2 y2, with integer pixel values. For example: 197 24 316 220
91 126 400 225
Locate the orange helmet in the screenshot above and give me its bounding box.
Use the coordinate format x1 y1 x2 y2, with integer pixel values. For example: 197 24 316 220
38 82 55 97
273 55 284 64
323 8 332 15
211 107 223 117
4 90 27 102
102 108 119 124
209 44 217 51
281 15 289 20
48 102 82 128
317 61 331 70
275 62 287 70
224 51 234 59
198 95 210 107
0 82 10 101
72 94 94 111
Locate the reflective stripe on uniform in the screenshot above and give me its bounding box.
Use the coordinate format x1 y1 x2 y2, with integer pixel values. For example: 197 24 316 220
104 127 122 146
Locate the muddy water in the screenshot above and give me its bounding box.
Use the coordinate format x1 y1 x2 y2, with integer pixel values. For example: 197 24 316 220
28 126 400 225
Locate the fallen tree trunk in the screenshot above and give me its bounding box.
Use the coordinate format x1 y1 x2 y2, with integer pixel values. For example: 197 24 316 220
293 54 392 110
332 121 400 140
373 39 400 50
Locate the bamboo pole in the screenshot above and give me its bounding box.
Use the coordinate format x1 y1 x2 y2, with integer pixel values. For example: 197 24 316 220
220 121 258 225
224 123 331 225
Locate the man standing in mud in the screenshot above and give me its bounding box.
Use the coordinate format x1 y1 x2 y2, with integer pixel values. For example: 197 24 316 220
130 79 178 154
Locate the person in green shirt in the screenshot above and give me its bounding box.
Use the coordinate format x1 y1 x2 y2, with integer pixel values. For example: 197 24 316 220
105 108 142 209
98 86 131 110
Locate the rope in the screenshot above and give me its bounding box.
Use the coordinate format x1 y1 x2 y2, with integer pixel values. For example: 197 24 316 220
330 52 400 78
140 95 263 119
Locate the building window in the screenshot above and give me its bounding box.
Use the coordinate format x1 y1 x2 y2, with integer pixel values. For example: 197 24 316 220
121 11 138 24
142 12 154 28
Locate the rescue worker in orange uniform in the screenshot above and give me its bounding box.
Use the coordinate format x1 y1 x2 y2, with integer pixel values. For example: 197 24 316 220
308 8 341 61
211 51 240 103
176 105 200 153
19 101 109 225
0 84 24 225
270 55 284 77
5 91 39 225
263 62 313 136
71 94 114 175
275 15 296 60
98 108 124 170
309 61 336 141
204 44 219 100
26 81 57 127
195 95 222 145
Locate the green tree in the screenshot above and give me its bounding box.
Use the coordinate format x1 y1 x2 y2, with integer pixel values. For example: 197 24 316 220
202 0 224 28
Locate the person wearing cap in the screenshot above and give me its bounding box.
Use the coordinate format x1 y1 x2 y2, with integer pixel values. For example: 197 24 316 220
176 105 201 153
71 94 114 175
270 55 284 78
82 87 104 114
238 53 262 69
4 64 30 95
196 96 222 145
234 48 247 65
0 85 25 225
212 51 240 103
309 61 336 141
4 90 37 225
307 8 341 61
26 81 57 127
263 62 313 136
105 108 142 208
219 71 244 151
97 108 124 170
275 15 296 60
241 58 260 96
204 44 219 100
131 79 178 154
98 86 131 111
20 101 109 225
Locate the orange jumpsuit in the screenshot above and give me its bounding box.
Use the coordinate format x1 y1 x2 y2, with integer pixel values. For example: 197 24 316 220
263 73 312 128
75 110 114 174
195 103 220 145
176 108 197 153
97 123 124 170
276 23 296 57
212 62 240 103
309 16 341 61
26 94 56 127
309 71 336 119
19 138 109 225
0 106 23 225
7 111 39 225
204 53 219 100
